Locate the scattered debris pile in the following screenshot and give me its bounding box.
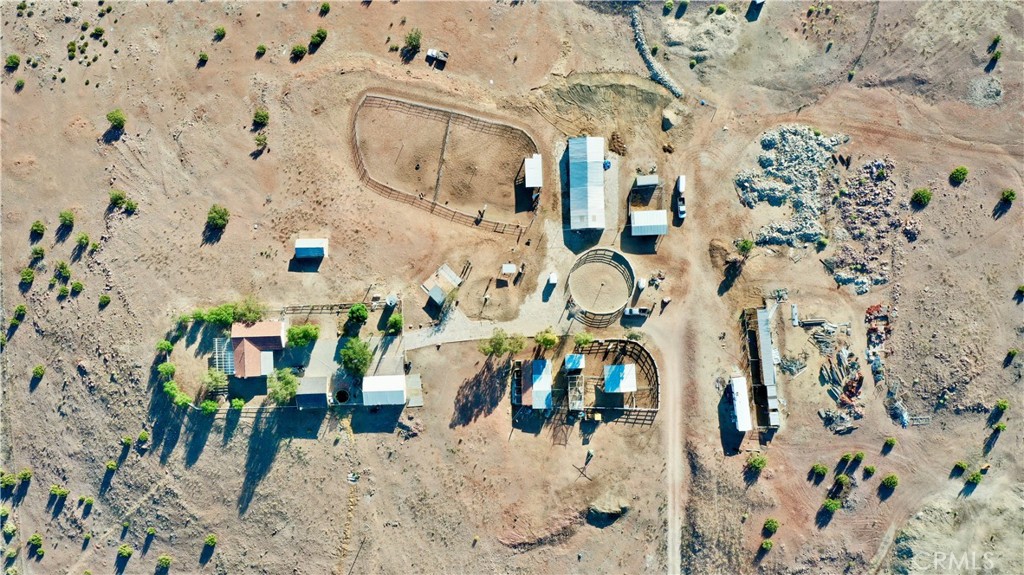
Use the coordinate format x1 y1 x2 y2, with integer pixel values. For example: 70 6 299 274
818 408 858 434
630 6 684 97
734 125 847 246
824 159 907 294
609 131 627 155
864 303 892 383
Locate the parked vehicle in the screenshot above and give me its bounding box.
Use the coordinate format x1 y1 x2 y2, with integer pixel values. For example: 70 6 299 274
426 48 449 65
676 175 687 221
624 307 651 317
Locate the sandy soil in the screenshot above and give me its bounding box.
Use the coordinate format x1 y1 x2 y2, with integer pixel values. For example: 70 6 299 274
1 1 1021 574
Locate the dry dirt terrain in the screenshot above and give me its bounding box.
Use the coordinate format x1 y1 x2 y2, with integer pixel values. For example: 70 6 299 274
1 1 1022 575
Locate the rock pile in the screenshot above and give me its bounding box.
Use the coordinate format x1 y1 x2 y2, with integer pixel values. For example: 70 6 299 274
630 7 684 98
734 125 846 245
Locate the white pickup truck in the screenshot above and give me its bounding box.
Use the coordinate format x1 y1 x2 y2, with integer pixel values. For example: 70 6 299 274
676 175 687 221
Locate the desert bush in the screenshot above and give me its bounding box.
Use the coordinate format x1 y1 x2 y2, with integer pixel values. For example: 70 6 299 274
625 329 645 342
123 199 137 213
230 398 245 410
31 246 44 260
157 554 172 568
109 189 127 207
966 471 982 484
310 28 328 47
91 27 104 38
534 327 559 350
949 166 968 185
746 453 767 472
854 451 865 462
13 304 27 319
156 339 174 354
117 544 133 558
761 539 773 551
59 286 70 297
99 294 111 307
71 281 84 294
835 473 851 487
953 460 968 472
16 468 31 481
213 26 226 40
147 527 156 536
715 3 727 14
287 324 320 347
204 534 217 547
267 369 300 404
256 44 267 57
840 452 852 463
995 398 1009 412
404 28 422 52
105 460 117 471
574 332 595 347
76 233 90 247
198 52 209 64
199 400 219 415
30 220 45 235
884 437 897 447
2 523 15 537
202 368 228 391
881 474 899 489
32 365 45 379
27 533 43 547
20 268 34 285
763 518 779 535
737 239 754 256
5 55 20 69
320 2 330 15
106 108 126 129
121 436 132 447
49 484 70 497
1001 188 1016 203
347 303 369 324
255 133 268 148
157 362 176 380
689 58 697 68
206 204 230 229
291 44 307 59
911 188 932 207
811 463 828 476
664 0 674 11
0 506 7 518
650 45 659 56
0 474 15 489
137 430 149 443
993 422 1006 432
992 35 1001 46
992 50 1002 61
339 339 371 376
478 328 526 356
822 498 842 512
253 108 269 126
386 313 404 334
58 210 75 227
55 261 71 280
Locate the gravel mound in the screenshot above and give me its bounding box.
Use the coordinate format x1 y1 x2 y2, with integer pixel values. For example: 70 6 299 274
966 76 1002 108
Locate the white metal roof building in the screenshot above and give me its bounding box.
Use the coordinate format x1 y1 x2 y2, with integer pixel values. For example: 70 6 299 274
568 137 606 230
635 174 659 188
295 238 328 259
604 363 637 393
730 376 754 432
630 210 669 236
531 359 553 409
524 153 543 188
362 374 407 406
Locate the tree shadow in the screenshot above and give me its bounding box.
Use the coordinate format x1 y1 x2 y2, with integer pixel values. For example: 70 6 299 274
717 261 743 296
675 2 689 17
877 484 895 501
237 408 281 514
400 46 419 63
199 542 215 565
102 127 123 144
55 223 73 243
449 359 507 428
249 146 267 160
987 407 1005 426
815 507 835 529
881 443 894 456
949 465 966 479
992 200 1011 220
114 553 130 574
958 481 979 498
744 1 764 22
984 58 997 73
183 411 215 468
82 499 93 518
983 430 1000 455
743 466 762 486
143 531 154 554
99 468 114 496
222 408 241 445
1003 352 1017 367
808 470 825 485
201 224 224 245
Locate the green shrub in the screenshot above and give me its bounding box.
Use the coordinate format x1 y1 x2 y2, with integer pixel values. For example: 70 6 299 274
202 368 228 391
881 474 899 489
91 27 104 38
993 422 1006 432
71 281 84 295
884 437 897 447
992 35 1001 46
106 108 126 129
995 398 1009 412
287 323 320 347
147 527 156 536
949 166 968 185
124 199 138 213
16 468 31 481
2 524 15 538
737 239 754 256
992 50 1002 61
763 518 779 535
105 460 117 471
13 304 27 319
291 44 307 59
213 26 226 40
953 461 968 472
761 539 773 551
255 133 268 148
76 233 90 247
27 533 43 547
198 52 209 64
59 286 70 297
310 28 328 47
0 474 15 488
574 332 594 347
256 44 267 57
199 399 219 415
404 28 422 52
55 261 71 280
30 220 45 235
204 534 217 547
664 0 674 11
854 451 865 462
99 294 111 307
31 245 45 260
207 205 230 229
822 498 842 512
157 554 172 568
157 362 176 380
840 453 852 463
966 471 983 484
911 188 932 207
339 338 372 376
253 108 269 126
689 59 697 69
49 484 70 497
386 313 404 334
121 436 133 447
109 189 127 207
156 339 174 354
478 328 526 356
347 303 369 324
746 453 767 472
267 369 300 404
835 473 851 487
84 497 94 506
715 4 727 14
5 54 20 69
117 544 133 558
0 506 7 518
20 268 35 285
56 210 75 228
1001 188 1016 203
534 327 559 350
138 430 149 443
32 365 45 378
650 45 659 56
230 398 245 410
320 2 330 15
811 463 828 476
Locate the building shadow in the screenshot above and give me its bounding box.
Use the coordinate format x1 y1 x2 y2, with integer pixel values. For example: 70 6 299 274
745 1 764 22
513 177 535 214
350 405 402 433
287 257 323 273
450 359 507 427
717 384 744 455
618 226 659 255
511 407 547 436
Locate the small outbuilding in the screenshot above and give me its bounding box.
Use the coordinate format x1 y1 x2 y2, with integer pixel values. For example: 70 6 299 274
730 375 754 433
501 263 518 276
230 321 286 379
634 174 660 189
524 153 543 188
604 363 637 393
529 359 553 410
630 210 669 236
362 374 407 406
564 354 585 371
296 376 329 410
294 238 328 259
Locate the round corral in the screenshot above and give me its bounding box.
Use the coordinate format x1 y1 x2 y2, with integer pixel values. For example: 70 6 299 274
567 249 635 326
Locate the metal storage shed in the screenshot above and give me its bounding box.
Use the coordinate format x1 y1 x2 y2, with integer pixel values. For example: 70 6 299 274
564 354 585 371
295 238 328 259
630 210 669 236
635 174 659 188
530 359 553 409
604 364 637 393
524 153 543 188
296 377 329 410
362 374 407 406
568 137 606 230
730 376 754 432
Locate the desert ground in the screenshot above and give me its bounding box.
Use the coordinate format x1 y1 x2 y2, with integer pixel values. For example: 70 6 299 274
1 1 1022 574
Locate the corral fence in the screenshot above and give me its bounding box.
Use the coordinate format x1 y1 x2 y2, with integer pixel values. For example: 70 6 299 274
565 248 635 328
351 94 533 238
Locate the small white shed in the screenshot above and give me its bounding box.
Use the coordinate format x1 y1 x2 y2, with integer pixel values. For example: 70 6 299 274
295 238 328 259
604 364 637 393
631 210 669 236
524 153 543 188
362 374 407 406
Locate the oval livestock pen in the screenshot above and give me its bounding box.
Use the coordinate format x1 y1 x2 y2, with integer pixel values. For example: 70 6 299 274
565 248 636 328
